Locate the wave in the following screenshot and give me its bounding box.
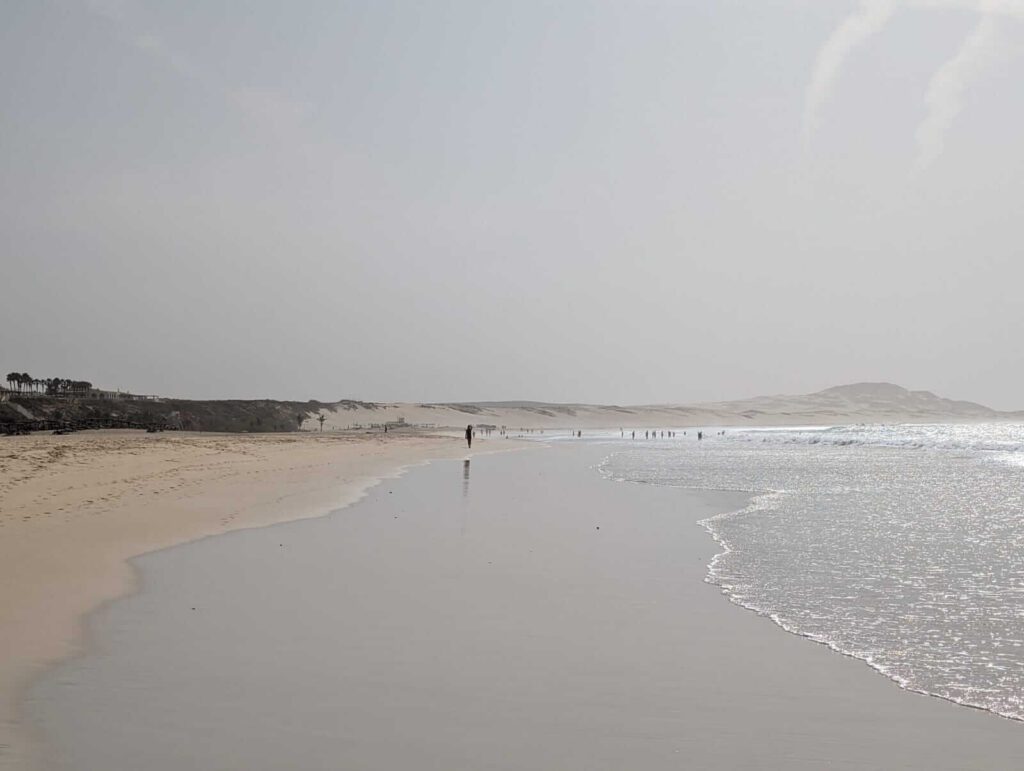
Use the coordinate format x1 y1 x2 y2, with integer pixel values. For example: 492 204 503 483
600 438 1024 727
730 423 1024 455
700 496 1024 724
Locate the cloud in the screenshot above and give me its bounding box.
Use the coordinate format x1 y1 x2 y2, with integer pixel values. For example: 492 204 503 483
909 0 1024 15
916 12 1004 168
802 0 901 143
804 0 1019 163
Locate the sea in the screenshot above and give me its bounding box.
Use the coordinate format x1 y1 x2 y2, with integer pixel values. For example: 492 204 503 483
594 423 1024 722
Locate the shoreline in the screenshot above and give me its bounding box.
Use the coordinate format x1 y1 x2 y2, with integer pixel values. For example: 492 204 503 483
0 430 517 771
25 442 1024 769
700 495 1024 730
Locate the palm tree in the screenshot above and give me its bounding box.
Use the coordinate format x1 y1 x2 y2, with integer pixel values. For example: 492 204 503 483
5 373 15 392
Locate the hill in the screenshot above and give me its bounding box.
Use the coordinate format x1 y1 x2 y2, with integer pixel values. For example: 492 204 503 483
308 382 1020 432
2 383 1017 434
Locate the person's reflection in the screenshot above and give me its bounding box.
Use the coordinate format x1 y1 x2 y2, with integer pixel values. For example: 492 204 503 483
462 459 471 498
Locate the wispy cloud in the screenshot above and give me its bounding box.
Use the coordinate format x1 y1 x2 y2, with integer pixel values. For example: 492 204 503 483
916 12 1004 168
802 0 900 144
910 0 1024 15
805 0 1020 165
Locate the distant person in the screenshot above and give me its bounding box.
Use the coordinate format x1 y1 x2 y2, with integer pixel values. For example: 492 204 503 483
631 430 635 439
465 424 473 449
698 430 703 441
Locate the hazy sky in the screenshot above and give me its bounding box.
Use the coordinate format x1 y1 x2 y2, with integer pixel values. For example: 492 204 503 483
3 1 1023 408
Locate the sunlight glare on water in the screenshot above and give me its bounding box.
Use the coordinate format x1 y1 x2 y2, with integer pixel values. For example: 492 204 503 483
599 424 1024 721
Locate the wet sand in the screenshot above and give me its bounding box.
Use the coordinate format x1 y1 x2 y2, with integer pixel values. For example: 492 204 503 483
26 443 1024 769
0 430 489 770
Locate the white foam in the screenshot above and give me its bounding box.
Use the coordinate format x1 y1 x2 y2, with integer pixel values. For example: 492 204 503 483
599 424 1024 724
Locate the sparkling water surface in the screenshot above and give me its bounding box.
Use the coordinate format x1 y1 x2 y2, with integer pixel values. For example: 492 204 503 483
596 424 1024 721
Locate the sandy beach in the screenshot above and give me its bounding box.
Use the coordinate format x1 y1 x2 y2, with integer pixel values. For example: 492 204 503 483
0 429 490 770
21 441 1024 769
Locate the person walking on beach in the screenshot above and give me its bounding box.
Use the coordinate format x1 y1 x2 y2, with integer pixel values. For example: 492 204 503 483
465 424 473 449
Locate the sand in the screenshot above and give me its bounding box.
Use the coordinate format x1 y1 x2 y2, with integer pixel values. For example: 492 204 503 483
0 429 493 770
304 382 1020 432
24 442 1024 770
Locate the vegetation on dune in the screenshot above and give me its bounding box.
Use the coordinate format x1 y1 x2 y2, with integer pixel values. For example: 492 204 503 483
0 395 325 434
4 372 93 396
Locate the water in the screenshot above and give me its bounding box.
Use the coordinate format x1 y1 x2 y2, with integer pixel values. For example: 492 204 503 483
598 424 1024 722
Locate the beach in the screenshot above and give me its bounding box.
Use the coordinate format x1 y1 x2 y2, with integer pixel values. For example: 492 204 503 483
0 429 488 770
20 440 1024 769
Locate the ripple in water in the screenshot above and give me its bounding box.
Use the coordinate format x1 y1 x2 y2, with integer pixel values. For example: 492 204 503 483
599 424 1024 721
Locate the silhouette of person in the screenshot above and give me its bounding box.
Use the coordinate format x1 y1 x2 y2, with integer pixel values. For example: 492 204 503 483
465 424 473 449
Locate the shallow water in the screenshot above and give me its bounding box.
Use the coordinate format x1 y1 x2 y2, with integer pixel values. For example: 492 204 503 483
599 424 1024 721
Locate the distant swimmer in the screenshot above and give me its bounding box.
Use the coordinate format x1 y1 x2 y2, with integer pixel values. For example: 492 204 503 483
465 424 473 449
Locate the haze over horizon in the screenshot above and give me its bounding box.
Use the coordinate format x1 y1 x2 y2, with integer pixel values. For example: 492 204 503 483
3 2 1023 409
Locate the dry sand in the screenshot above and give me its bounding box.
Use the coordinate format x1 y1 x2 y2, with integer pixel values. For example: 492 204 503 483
0 429 492 770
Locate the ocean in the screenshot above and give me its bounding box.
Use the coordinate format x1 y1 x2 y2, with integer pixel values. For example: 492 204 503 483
598 423 1024 722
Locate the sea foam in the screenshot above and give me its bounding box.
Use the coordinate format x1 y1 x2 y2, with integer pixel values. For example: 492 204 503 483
599 424 1024 722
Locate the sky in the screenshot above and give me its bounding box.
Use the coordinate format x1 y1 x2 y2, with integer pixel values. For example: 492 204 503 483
2 1 1023 408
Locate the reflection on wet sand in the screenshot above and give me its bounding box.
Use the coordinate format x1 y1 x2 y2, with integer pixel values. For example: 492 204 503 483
463 459 471 497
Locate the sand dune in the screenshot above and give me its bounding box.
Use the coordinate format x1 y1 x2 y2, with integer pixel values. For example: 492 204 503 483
308 382 1019 432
